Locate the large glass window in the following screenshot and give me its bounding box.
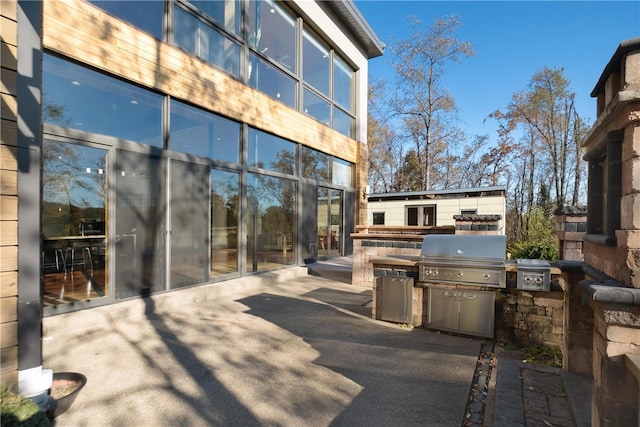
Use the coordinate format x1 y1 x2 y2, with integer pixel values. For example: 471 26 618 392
301 146 329 182
247 0 296 73
247 174 296 272
42 140 108 307
333 107 353 138
248 53 296 108
303 29 330 97
169 100 241 164
210 169 240 277
303 88 330 125
247 128 296 175
332 158 353 187
114 150 167 299
43 54 163 147
170 160 209 289
173 5 240 78
89 1 164 40
333 56 353 112
185 0 241 36
90 0 358 139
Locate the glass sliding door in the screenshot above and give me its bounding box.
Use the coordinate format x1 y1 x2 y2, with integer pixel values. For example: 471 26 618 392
114 150 166 298
42 139 108 307
246 173 296 272
170 160 209 288
329 189 343 256
317 187 329 259
317 187 343 259
210 169 240 277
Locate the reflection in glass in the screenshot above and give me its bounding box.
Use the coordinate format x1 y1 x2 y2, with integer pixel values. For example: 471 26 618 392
333 56 353 112
210 169 239 277
170 160 209 289
247 0 296 73
42 140 108 307
317 187 329 259
247 174 296 272
114 150 166 299
303 29 330 96
330 189 343 256
303 88 330 125
317 187 343 259
301 146 329 182
186 0 241 36
174 5 240 78
332 158 353 187
89 1 164 40
248 53 296 108
43 54 163 146
247 128 296 175
169 100 241 163
333 107 354 138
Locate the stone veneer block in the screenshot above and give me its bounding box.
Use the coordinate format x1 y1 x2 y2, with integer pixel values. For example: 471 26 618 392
622 156 640 196
621 193 640 229
625 52 640 89
625 124 640 160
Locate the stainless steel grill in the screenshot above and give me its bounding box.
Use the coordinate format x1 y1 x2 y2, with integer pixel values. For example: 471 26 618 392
417 235 507 288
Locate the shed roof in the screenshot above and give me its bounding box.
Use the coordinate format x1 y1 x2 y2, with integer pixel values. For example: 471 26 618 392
368 186 507 202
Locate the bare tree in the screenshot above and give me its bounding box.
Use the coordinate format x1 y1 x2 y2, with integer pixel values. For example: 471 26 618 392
389 15 474 191
367 80 403 193
493 67 587 209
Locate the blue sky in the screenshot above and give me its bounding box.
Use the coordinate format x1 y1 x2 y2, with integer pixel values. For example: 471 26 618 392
355 1 640 140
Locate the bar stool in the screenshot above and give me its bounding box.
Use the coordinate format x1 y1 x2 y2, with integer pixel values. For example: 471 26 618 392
42 248 65 272
64 245 94 277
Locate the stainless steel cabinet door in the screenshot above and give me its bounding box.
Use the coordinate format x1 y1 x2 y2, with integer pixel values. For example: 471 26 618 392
459 290 495 338
381 276 413 323
427 287 460 332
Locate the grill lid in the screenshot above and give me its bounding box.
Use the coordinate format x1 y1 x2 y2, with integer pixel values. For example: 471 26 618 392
420 235 506 260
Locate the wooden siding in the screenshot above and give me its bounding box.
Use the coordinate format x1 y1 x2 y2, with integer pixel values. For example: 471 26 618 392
0 0 18 388
42 0 358 163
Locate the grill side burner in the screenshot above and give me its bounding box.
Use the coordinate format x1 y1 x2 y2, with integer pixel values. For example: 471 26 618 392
417 235 507 288
516 258 551 291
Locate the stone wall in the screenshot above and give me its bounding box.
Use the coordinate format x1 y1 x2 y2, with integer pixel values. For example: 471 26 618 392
494 289 564 349
587 286 640 426
453 214 502 235
352 238 422 289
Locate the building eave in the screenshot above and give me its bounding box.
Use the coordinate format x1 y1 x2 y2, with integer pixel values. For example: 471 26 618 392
591 37 640 97
321 0 385 59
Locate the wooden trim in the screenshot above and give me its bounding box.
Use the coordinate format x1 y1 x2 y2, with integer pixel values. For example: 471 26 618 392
43 0 358 163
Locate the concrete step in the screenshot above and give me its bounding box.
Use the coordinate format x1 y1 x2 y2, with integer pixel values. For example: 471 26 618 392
306 257 353 284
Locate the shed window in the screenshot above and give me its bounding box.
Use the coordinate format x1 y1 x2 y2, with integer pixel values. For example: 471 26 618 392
372 212 385 225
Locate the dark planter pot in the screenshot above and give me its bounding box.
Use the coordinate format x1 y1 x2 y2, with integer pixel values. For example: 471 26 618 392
47 372 87 419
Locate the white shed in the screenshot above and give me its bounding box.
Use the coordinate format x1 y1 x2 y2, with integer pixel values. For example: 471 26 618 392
367 186 506 233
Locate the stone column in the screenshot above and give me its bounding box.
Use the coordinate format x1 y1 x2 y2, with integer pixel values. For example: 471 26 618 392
453 214 502 235
555 206 587 261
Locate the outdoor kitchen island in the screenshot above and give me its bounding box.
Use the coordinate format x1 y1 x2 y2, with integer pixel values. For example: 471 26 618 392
367 236 563 342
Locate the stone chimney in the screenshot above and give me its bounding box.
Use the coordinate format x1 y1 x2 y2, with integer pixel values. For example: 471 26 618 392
582 37 640 289
578 38 640 427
